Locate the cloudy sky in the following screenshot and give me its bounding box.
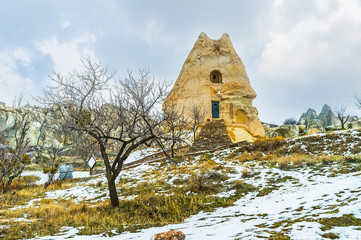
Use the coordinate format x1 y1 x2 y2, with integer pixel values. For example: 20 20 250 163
1 0 361 124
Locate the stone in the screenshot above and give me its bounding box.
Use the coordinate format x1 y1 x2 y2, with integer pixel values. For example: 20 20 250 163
347 120 361 129
262 123 273 138
318 104 338 127
274 124 299 138
298 108 318 127
150 230 186 240
308 119 325 132
307 128 320 135
163 32 265 142
349 116 359 122
0 106 60 147
298 124 306 133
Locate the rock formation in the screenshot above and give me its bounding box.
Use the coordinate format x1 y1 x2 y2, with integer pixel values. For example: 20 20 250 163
318 104 338 127
0 103 62 147
264 103 361 138
298 104 339 132
163 32 265 142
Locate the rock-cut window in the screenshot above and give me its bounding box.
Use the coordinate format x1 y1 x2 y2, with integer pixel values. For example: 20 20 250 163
210 70 222 83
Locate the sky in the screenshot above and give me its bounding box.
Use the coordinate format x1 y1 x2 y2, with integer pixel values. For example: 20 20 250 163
1 0 361 125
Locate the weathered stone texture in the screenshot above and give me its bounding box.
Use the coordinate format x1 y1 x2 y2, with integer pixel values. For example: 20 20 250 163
163 32 265 142
151 230 186 240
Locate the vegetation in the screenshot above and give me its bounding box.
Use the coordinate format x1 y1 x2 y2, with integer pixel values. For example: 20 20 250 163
2 100 361 238
38 59 168 207
283 117 297 125
0 96 31 193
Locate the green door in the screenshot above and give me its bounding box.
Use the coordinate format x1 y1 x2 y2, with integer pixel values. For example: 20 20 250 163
212 101 219 118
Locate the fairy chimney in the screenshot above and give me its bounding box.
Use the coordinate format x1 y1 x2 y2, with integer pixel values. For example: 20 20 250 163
163 33 265 142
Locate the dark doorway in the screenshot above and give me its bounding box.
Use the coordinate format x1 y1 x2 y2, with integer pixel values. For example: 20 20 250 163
212 101 219 118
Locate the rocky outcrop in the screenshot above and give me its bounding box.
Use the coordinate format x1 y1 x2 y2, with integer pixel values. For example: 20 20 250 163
263 123 301 138
298 104 339 132
163 32 265 143
347 120 361 129
318 104 338 127
0 104 60 147
298 108 318 126
151 230 186 240
263 104 360 138
273 124 299 138
0 105 41 145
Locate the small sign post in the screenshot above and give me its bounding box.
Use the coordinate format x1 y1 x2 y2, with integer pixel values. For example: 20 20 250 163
87 155 97 175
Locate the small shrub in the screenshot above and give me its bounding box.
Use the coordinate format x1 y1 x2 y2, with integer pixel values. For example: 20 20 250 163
322 233 339 239
277 157 290 170
241 168 253 178
269 231 290 240
187 173 217 193
207 171 228 182
231 180 257 196
257 186 279 197
172 178 189 185
352 163 361 172
351 146 361 155
254 136 286 153
289 144 305 155
319 214 361 227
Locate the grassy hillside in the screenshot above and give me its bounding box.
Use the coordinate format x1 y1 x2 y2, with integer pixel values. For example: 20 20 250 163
1 129 361 239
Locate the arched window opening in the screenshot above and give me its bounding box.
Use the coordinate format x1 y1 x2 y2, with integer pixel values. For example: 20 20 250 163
210 70 222 83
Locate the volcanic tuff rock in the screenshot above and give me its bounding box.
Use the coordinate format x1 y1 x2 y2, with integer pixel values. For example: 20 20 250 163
0 104 61 147
298 104 341 131
150 230 186 240
318 104 338 127
163 32 264 142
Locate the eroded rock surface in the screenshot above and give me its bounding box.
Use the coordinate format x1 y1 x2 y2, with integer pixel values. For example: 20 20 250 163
163 32 265 142
151 230 186 240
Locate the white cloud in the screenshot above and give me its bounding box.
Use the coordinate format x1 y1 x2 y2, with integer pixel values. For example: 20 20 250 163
315 0 332 13
36 34 97 74
61 20 71 28
0 48 34 106
258 0 361 81
330 0 361 24
12 47 32 68
144 21 161 44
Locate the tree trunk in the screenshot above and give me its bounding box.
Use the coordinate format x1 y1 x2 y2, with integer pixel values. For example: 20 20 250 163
4 176 14 193
108 177 120 207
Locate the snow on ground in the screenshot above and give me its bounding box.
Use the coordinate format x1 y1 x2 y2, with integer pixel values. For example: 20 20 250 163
124 148 160 164
24 146 361 240
45 185 108 203
5 131 361 239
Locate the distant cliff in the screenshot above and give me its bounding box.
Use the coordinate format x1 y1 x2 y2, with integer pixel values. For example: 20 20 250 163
0 102 64 147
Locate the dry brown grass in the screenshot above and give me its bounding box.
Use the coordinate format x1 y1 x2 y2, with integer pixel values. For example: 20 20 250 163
272 154 317 169
0 187 238 239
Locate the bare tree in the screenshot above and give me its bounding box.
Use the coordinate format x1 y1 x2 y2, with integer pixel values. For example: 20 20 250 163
71 132 97 170
38 59 168 207
356 94 361 110
0 96 31 193
188 103 207 143
158 106 189 160
335 106 349 129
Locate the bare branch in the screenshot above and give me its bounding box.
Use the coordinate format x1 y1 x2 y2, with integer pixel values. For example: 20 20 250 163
38 59 168 207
